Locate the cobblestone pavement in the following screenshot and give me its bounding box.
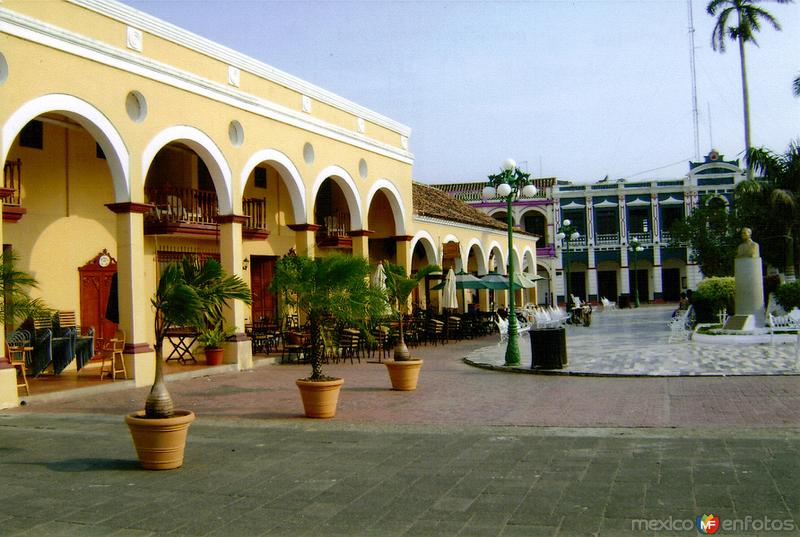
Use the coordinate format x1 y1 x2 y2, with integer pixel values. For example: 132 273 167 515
3 309 800 536
467 305 800 376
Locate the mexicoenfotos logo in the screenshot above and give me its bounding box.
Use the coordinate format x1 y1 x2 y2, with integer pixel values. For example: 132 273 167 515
632 514 796 533
697 513 720 534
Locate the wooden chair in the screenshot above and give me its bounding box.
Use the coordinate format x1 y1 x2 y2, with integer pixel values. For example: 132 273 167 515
58 310 77 329
99 329 127 380
281 331 306 363
338 328 361 364
6 336 31 396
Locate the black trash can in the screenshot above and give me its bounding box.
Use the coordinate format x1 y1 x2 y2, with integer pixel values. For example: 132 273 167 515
530 328 567 369
618 294 631 309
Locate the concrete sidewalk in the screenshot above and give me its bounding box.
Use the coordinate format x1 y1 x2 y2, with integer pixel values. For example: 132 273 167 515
1 413 799 537
3 313 800 536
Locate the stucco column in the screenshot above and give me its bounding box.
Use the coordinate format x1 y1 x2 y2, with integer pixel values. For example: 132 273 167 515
653 247 663 302
587 248 598 302
478 288 490 312
218 216 252 370
620 248 631 295
0 192 17 408
393 235 412 275
349 230 373 260
288 224 319 257
106 202 155 387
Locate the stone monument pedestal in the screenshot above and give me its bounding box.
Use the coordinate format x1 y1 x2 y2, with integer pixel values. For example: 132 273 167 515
734 256 764 326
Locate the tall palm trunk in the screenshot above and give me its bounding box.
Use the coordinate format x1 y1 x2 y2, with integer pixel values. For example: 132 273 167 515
145 340 174 418
737 22 753 181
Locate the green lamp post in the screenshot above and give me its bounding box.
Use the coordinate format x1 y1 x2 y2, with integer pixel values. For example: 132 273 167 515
629 240 644 307
483 159 538 366
556 219 580 308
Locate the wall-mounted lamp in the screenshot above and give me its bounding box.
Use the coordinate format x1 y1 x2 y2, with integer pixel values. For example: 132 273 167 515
242 258 249 271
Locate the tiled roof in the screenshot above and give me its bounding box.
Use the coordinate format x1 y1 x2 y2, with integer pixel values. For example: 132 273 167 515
413 182 536 235
433 178 555 202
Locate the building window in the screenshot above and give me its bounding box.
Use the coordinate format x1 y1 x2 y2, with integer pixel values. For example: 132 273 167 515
19 120 43 149
523 212 546 240
254 167 267 189
561 210 586 236
628 207 649 233
661 206 683 232
594 208 618 235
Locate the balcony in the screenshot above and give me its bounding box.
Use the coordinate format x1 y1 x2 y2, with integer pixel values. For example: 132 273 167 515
2 159 26 222
537 244 556 258
628 232 652 244
316 211 351 248
144 187 219 236
242 197 270 240
595 233 620 246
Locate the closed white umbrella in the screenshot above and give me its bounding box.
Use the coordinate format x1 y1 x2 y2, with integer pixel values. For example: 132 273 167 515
371 261 386 290
441 268 458 310
371 262 392 316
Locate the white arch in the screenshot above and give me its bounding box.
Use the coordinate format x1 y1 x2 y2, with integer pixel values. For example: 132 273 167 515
2 94 130 201
522 248 535 273
312 165 363 230
142 126 232 214
464 239 488 274
410 231 438 266
522 247 535 268
441 234 462 269
487 241 505 274
241 149 306 224
509 247 522 273
365 178 407 235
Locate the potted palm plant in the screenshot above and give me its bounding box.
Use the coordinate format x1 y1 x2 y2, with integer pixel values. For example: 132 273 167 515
125 257 250 470
382 261 440 390
197 321 232 366
269 252 386 418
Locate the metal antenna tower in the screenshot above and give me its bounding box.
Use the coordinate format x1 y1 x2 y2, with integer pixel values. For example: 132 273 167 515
688 0 701 160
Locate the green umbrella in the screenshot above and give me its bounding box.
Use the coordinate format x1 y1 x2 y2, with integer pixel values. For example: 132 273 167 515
431 270 488 290
480 271 517 290
480 271 541 290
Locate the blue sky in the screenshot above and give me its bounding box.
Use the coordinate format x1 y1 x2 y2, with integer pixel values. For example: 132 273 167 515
123 0 799 184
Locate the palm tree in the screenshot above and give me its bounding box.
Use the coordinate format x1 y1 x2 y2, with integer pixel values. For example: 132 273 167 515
146 258 251 419
745 141 800 279
382 261 440 361
0 249 51 334
707 0 792 179
269 253 387 381
793 73 800 97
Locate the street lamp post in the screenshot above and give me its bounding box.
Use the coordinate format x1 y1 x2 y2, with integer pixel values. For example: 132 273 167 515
483 159 538 366
629 240 644 307
556 220 580 308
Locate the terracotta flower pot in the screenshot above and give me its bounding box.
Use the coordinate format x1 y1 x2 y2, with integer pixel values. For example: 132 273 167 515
384 359 423 391
125 410 195 470
205 347 224 366
295 378 344 418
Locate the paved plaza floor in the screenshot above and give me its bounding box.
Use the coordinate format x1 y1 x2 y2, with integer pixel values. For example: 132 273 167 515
2 306 800 536
466 305 800 376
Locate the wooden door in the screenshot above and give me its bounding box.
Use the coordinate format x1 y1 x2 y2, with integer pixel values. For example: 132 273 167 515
79 250 118 341
250 256 278 322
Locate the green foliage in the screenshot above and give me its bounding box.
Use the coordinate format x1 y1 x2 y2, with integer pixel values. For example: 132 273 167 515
668 197 738 277
269 253 387 380
382 262 440 317
0 249 52 332
692 276 736 323
775 280 800 311
147 257 251 418
197 321 233 349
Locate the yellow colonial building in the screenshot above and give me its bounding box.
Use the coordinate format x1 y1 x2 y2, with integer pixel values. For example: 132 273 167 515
0 0 538 407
